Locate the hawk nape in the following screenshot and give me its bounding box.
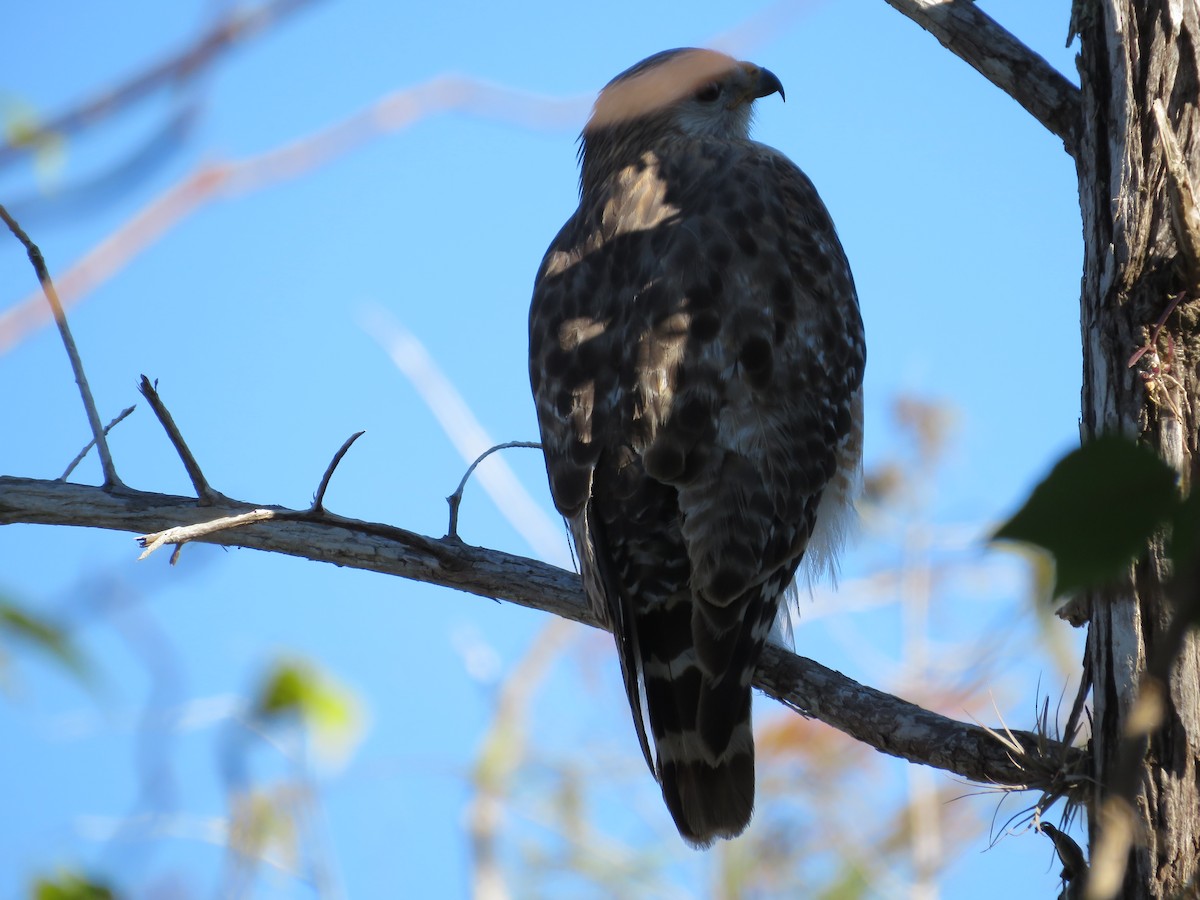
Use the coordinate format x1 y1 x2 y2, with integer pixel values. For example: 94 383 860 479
528 48 864 847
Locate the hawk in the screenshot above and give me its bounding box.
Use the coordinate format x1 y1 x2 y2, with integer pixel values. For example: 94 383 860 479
529 48 864 846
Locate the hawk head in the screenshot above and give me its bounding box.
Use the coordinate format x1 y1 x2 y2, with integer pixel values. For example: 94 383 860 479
579 49 784 192
586 48 784 140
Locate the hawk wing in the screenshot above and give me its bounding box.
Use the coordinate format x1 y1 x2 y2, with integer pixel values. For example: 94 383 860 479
529 137 863 845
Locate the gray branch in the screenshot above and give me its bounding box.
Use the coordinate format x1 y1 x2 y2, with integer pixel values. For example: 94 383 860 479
884 0 1082 155
0 474 1086 795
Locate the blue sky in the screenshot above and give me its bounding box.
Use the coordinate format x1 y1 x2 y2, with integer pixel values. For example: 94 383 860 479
2 1 1087 896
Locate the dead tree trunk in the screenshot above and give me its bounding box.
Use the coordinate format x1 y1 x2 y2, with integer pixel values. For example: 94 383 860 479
1077 2 1200 896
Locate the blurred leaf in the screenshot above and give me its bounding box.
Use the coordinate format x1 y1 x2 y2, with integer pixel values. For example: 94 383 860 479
1169 488 1200 626
251 657 365 765
816 864 870 900
0 598 92 688
31 871 115 900
228 790 297 867
1 94 66 181
993 436 1179 598
892 394 957 466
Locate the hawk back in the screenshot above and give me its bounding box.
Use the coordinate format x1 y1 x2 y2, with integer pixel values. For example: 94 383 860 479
529 49 864 846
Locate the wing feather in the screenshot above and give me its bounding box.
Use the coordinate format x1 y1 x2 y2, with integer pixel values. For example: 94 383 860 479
529 132 864 846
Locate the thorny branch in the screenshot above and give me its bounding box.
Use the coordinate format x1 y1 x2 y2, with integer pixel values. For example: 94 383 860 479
137 375 226 504
882 0 1082 156
0 470 1088 796
312 431 366 514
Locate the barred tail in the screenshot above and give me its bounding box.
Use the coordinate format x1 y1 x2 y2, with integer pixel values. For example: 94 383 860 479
654 675 756 846
639 583 774 847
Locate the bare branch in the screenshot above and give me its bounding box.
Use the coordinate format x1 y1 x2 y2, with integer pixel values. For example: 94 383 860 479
0 84 589 357
60 405 136 481
0 0 320 170
364 307 571 563
446 441 543 540
884 0 1082 155
0 474 1087 794
137 375 226 504
1 204 124 489
756 643 1081 793
311 431 366 514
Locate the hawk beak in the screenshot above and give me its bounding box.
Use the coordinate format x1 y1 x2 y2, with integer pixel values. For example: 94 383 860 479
752 66 785 103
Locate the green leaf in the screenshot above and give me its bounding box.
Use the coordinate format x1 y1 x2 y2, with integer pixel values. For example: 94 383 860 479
0 599 92 687
251 657 365 765
1169 489 1200 626
31 871 115 900
993 436 1179 598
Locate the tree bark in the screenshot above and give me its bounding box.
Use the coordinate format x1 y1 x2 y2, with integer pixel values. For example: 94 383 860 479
1077 2 1200 896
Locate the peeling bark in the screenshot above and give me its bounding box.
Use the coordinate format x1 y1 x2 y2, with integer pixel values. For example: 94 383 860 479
1077 2 1200 896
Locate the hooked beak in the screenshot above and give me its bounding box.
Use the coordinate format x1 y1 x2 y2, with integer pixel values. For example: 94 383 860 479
747 65 785 103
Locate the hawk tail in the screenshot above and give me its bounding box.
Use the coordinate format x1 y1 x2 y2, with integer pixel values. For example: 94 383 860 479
654 680 756 847
585 455 784 846
641 587 776 847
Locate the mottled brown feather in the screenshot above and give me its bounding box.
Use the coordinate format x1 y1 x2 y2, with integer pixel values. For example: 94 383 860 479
529 48 864 847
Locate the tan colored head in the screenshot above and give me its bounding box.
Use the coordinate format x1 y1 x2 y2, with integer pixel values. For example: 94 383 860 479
586 48 784 140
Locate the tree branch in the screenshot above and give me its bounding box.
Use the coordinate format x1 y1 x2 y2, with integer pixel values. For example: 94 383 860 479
0 0 320 170
884 0 1082 156
59 404 136 481
137 375 226 504
0 474 1087 795
1 205 124 490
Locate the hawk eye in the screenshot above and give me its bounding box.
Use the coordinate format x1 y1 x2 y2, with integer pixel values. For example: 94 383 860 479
695 82 722 103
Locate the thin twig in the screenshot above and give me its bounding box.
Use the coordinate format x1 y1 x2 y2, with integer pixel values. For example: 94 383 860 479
0 0 320 170
138 508 281 559
364 307 569 562
60 405 137 481
1 204 124 489
1127 291 1184 369
137 375 226 504
446 441 543 540
884 0 1082 155
1 81 590 356
311 431 365 514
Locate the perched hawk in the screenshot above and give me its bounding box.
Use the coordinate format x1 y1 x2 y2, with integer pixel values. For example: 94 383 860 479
529 48 864 846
